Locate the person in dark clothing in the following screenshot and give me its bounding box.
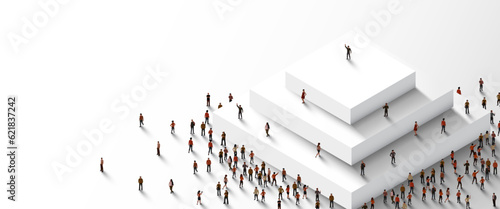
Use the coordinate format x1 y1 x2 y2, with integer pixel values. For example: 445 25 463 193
383 103 389 117
345 44 352 60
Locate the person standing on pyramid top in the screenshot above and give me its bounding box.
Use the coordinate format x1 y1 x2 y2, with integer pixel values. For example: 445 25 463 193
345 44 352 60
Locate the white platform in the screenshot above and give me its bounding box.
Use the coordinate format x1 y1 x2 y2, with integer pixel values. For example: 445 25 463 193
284 40 415 124
251 72 453 165
213 94 489 209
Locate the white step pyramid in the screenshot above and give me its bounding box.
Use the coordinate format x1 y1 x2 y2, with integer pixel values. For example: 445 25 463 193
213 95 489 209
251 72 453 165
284 39 415 125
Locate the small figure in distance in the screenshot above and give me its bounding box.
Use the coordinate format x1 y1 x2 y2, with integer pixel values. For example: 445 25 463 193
441 118 446 134
206 93 211 106
169 179 174 193
479 78 484 92
457 87 461 95
465 100 470 114
139 113 144 127
413 121 419 136
157 141 160 156
315 143 321 158
301 89 307 104
228 93 233 102
265 122 270 137
170 120 175 134
383 103 389 117
345 44 352 60
236 103 243 119
390 150 396 164
196 190 203 205
360 160 366 175
218 103 223 109
482 97 487 109
138 176 143 191
100 157 104 172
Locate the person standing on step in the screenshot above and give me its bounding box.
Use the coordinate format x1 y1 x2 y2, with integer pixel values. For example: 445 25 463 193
457 175 464 189
261 189 266 202
170 120 175 134
315 143 321 158
208 128 213 141
206 93 211 106
493 160 498 175
440 159 445 172
383 103 389 117
190 119 195 134
414 121 419 136
431 168 436 183
139 113 144 127
465 100 470 114
491 110 496 124
216 182 221 196
441 118 446 134
457 87 462 95
438 189 443 203
345 44 352 60
479 78 484 92
236 103 243 119
483 97 487 109
254 187 259 201
370 197 375 209
301 89 307 103
390 150 396 164
282 168 287 182
241 145 246 159
207 140 213 155
157 141 160 156
169 179 174 193
193 160 198 174
265 122 270 137
493 193 497 207
440 171 445 184
277 198 282 209
314 188 321 202
205 110 210 124
395 194 400 208
250 150 255 164
329 193 335 208
464 160 470 174
100 157 104 172
206 158 211 173
228 93 233 102
196 191 203 205
445 188 450 203
361 161 366 175
480 176 485 190
465 195 471 209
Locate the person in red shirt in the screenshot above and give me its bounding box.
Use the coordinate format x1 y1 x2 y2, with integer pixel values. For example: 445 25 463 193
438 189 443 203
206 158 211 172
457 190 461 203
470 143 477 157
498 120 500 133
301 89 307 103
494 160 498 175
206 93 211 106
193 160 198 174
451 150 455 162
453 160 458 174
249 151 255 164
422 187 426 201
139 113 144 127
472 170 479 184
170 120 175 134
480 176 485 190
208 140 213 155
239 174 244 188
457 175 464 189
208 128 213 140
413 121 419 136
188 137 194 153
395 194 400 208
441 118 446 134
409 181 414 194
228 93 233 102
457 87 462 95
370 197 375 209
204 110 210 124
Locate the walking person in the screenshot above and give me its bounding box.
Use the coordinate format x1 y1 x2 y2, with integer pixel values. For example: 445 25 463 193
236 103 243 119
138 176 143 191
190 119 195 134
441 118 446 134
383 103 389 117
193 160 198 174
100 157 104 172
223 175 228 189
169 179 174 193
413 121 419 136
445 188 450 203
301 89 307 103
282 168 287 182
345 44 352 60
170 120 175 134
139 113 144 127
315 143 321 158
265 122 270 137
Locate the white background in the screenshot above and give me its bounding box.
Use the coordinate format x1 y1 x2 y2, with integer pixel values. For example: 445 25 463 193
1 0 500 208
